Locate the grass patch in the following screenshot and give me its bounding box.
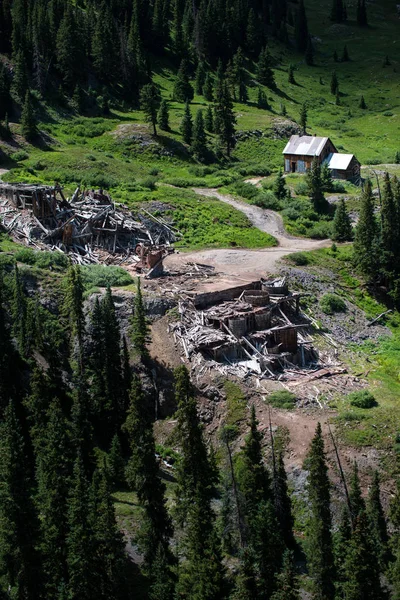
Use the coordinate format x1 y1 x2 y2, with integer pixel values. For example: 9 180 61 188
348 390 378 409
224 381 247 427
319 293 347 315
268 390 297 409
81 265 134 288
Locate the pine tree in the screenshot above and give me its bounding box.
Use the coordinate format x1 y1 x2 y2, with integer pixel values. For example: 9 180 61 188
357 0 368 26
257 48 275 88
305 423 336 600
335 89 341 105
343 512 383 599
140 82 161 136
332 199 353 242
299 102 307 133
13 49 28 100
131 277 150 361
252 499 284 599
342 44 350 61
273 452 295 549
333 49 339 63
108 434 125 490
0 64 11 120
204 104 214 132
56 5 82 88
11 265 27 357
273 170 287 202
20 91 38 142
231 548 258 600
232 48 248 103
173 59 194 102
214 81 236 157
123 375 174 571
271 550 300 600
349 461 366 522
257 88 270 109
203 72 214 102
321 162 334 192
63 264 85 368
381 172 399 276
334 507 352 598
367 471 390 569
101 287 123 436
353 179 380 281
194 62 206 95
331 0 345 23
305 36 314 66
192 109 207 160
295 0 309 53
246 8 263 57
288 65 295 84
359 95 367 109
330 71 339 95
91 1 119 82
0 402 43 599
180 100 193 144
306 158 328 213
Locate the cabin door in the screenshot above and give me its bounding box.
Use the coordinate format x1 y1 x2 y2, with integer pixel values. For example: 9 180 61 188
291 162 296 173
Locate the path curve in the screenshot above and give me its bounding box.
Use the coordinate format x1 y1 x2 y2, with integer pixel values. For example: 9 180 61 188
192 187 329 251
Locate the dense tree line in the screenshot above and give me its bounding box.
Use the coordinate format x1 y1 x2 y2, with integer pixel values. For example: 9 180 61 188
1 259 400 598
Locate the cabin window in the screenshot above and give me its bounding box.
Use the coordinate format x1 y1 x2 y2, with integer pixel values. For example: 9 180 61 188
297 160 306 173
285 159 290 172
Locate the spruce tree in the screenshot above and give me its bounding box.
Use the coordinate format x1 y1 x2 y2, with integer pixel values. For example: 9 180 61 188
108 434 125 490
13 49 28 100
342 44 350 61
257 48 275 88
359 95 367 109
334 507 352 598
140 82 161 136
20 91 38 142
305 423 336 600
56 6 82 88
11 264 27 357
180 100 193 144
192 109 207 160
0 402 43 599
231 548 258 600
203 72 214 102
273 169 287 202
332 199 353 242
305 36 314 66
63 264 85 369
131 277 150 361
343 512 383 599
205 104 214 132
274 452 295 549
299 102 307 133
367 471 390 569
157 99 170 131
288 65 295 84
306 158 328 213
214 81 236 157
194 62 206 95
381 172 399 276
257 88 270 109
349 461 366 522
321 163 334 192
333 49 339 63
173 59 194 102
0 64 11 120
330 71 339 95
357 0 368 26
353 179 380 281
271 550 300 600
295 0 309 53
91 1 119 82
246 8 263 57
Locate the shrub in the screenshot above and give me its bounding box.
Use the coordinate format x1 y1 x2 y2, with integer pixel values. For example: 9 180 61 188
294 181 309 196
149 167 160 176
252 190 281 210
348 390 378 409
319 293 346 315
85 154 96 161
14 248 69 269
308 221 333 239
288 252 310 266
11 151 29 161
81 265 133 288
332 181 346 193
268 390 296 409
140 176 157 191
232 181 259 201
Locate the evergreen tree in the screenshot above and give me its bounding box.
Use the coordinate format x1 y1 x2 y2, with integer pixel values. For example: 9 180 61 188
0 402 43 599
194 62 206 95
13 49 28 100
357 0 368 26
173 59 194 102
11 264 27 357
273 170 287 202
381 172 399 276
63 264 85 368
321 162 334 192
123 375 174 571
0 64 11 120
333 49 339 62
353 179 380 281
330 71 339 95
288 65 295 84
336 89 341 106
252 499 284 599
331 0 345 23
334 507 352 598
231 548 258 600
305 423 336 600
140 82 161 136
299 102 307 133
257 48 275 88
20 91 38 142
349 461 366 522
214 81 236 157
295 0 309 53
180 100 193 145
102 287 124 435
343 512 384 599
204 104 214 132
56 5 83 88
273 452 295 549
271 550 300 600
306 158 328 213
342 44 350 61
108 434 125 490
246 8 263 57
203 72 214 102
192 109 207 160
367 471 390 569
332 199 353 242
131 277 150 361
305 36 314 66
359 95 367 109
91 1 119 82
257 88 270 109
232 48 248 103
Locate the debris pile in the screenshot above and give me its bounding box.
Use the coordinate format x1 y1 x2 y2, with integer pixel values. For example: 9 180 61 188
170 280 326 381
0 183 181 273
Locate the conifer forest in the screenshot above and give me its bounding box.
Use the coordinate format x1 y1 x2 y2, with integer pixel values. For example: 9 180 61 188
1 0 400 598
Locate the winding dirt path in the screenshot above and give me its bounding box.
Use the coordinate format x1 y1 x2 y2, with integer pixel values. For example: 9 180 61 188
164 187 330 280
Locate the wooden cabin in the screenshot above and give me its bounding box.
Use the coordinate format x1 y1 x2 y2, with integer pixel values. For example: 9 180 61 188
283 135 337 174
325 153 361 182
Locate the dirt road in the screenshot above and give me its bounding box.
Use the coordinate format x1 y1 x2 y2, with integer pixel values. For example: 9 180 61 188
164 188 329 280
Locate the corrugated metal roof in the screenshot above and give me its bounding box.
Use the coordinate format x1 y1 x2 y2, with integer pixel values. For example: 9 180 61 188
326 153 354 170
282 135 329 157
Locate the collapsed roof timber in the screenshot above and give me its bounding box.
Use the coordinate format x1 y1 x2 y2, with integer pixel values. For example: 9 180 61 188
0 183 181 273
171 278 341 381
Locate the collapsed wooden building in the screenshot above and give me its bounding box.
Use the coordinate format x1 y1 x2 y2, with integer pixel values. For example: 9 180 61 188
171 278 318 380
0 183 181 272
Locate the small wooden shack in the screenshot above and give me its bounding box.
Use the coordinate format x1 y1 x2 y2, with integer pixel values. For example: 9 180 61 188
325 153 361 182
282 135 337 173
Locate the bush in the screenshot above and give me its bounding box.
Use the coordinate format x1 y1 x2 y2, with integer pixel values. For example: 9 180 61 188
81 265 133 288
308 221 333 239
319 293 347 315
232 181 259 201
252 190 281 210
11 151 29 162
288 252 310 266
14 248 69 269
268 390 296 409
294 181 309 196
332 181 346 193
348 390 378 409
140 176 157 191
